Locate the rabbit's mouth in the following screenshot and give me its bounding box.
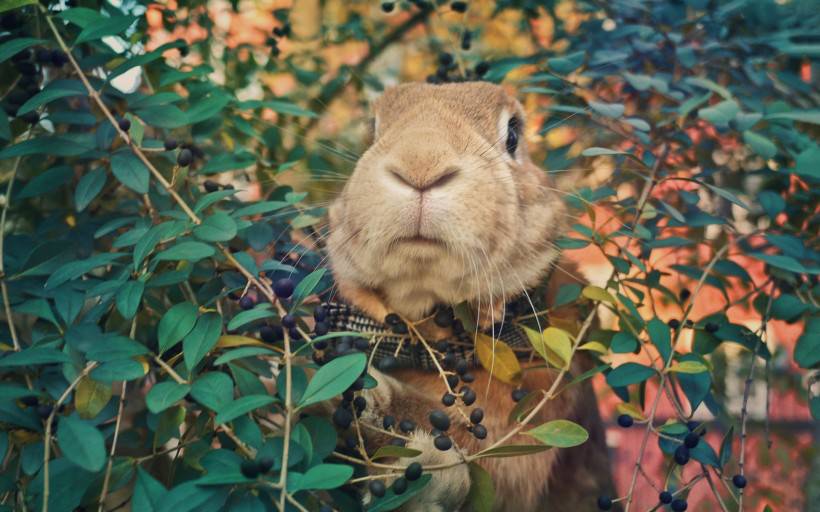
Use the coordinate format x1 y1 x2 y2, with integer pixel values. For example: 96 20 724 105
394 235 443 246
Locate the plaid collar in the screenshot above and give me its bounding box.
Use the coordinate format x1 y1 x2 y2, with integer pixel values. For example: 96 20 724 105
322 302 535 372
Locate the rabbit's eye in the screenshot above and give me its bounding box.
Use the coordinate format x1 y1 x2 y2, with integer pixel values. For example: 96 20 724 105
506 116 520 156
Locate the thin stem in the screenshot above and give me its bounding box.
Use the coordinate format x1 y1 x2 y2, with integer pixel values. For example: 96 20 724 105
97 381 127 511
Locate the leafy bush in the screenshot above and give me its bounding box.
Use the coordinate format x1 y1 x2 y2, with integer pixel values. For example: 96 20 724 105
0 0 817 511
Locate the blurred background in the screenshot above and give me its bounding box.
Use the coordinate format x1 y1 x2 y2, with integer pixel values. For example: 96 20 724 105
135 0 817 510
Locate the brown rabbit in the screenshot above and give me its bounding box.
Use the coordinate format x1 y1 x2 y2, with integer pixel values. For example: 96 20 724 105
324 82 617 511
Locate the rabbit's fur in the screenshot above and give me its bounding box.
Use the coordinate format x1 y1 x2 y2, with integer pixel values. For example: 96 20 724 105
326 82 616 511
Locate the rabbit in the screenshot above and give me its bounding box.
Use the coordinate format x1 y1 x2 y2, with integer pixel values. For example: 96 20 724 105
324 82 617 511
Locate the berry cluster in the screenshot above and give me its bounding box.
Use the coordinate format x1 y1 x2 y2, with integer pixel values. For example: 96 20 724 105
239 456 275 479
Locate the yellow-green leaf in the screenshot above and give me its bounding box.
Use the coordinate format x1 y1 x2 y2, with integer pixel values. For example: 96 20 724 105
668 360 709 374
579 341 608 354
523 419 589 448
215 335 266 348
616 402 645 420
466 462 495 512
582 285 616 304
522 326 566 368
474 333 522 385
74 376 112 419
370 445 422 461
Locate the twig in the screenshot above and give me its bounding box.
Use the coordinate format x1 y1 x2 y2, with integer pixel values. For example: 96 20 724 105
152 355 188 385
97 381 127 511
42 363 97 512
702 464 730 512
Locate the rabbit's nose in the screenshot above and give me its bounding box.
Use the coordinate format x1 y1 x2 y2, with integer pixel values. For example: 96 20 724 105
388 165 460 193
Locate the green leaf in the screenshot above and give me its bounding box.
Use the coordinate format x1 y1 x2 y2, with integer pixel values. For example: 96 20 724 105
611 332 638 353
0 347 71 367
588 100 624 118
370 445 423 461
298 353 367 408
647 318 672 363
226 305 275 331
187 93 232 124
582 285 616 304
90 359 146 382
213 346 274 365
133 467 167 512
232 201 290 217
17 165 73 199
57 415 106 471
116 280 144 319
367 474 432 512
291 268 327 307
158 302 198 354
190 372 234 411
193 212 237 242
685 77 733 100
668 361 709 373
75 168 107 212
581 147 630 157
466 462 495 512
766 110 820 125
215 395 275 424
154 240 215 262
287 463 353 492
748 252 807 274
547 51 585 74
606 362 656 387
698 99 739 127
249 100 318 118
523 419 589 448
794 317 820 368
742 130 777 159
76 15 138 44
17 86 84 115
135 105 189 129
110 152 149 194
0 37 44 64
183 312 223 371
795 146 820 180
473 444 551 459
86 335 149 362
45 253 125 289
0 135 94 159
146 381 191 414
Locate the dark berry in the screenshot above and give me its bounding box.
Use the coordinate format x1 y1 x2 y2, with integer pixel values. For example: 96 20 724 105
353 396 367 413
383 415 396 430
377 355 398 371
442 393 456 406
314 321 329 336
434 308 453 327
443 353 456 369
732 474 747 489
20 111 39 124
240 460 260 478
674 445 690 465
282 314 297 329
354 338 369 351
439 52 454 68
470 408 484 424
50 50 68 67
118 117 131 132
392 477 408 494
384 313 401 325
472 424 487 439
273 278 295 299
20 396 38 407
404 462 422 481
16 61 37 75
455 359 468 375
177 148 193 167
257 457 274 473
381 2 395 12
429 410 451 431
164 138 178 151
369 479 386 498
451 1 467 12
399 419 416 433
705 322 719 333
35 48 51 63
434 340 449 352
659 491 673 504
333 407 353 429
259 324 283 343
203 180 220 192
313 305 327 322
461 386 476 406
239 295 255 310
461 31 472 51
36 404 52 418
679 288 691 301
684 432 700 448
391 322 408 335
475 61 490 77
671 498 688 511
446 374 459 389
511 389 527 402
434 435 452 451
597 496 612 510
617 414 634 428
351 377 365 391
684 319 694 328
687 421 705 435
668 319 680 329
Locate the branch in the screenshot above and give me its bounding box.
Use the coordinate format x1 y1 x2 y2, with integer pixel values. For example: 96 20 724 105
97 381 127 511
